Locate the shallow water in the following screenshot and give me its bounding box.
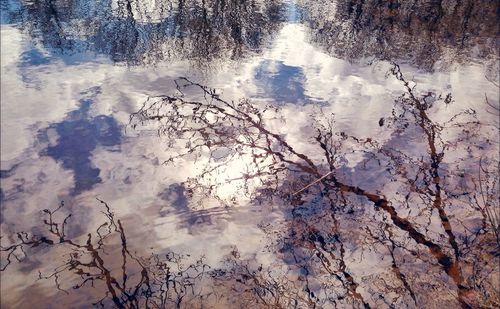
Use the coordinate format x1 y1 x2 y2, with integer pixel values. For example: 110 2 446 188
1 0 499 308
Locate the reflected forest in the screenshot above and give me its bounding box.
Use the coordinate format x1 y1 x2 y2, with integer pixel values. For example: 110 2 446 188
0 0 499 309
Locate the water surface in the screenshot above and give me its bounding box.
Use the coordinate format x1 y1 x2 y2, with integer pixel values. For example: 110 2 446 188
1 1 499 308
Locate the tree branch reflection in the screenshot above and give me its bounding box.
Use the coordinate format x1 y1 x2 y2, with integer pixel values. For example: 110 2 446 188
129 66 499 307
1 66 498 308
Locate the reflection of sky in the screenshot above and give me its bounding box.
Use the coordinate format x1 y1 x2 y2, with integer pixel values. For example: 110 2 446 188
254 60 308 103
283 0 303 23
39 87 121 195
0 0 20 25
19 47 51 66
1 2 499 307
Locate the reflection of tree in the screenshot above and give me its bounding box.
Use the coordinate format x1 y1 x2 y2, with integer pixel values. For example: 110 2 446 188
0 200 211 308
1 199 361 308
1 67 498 308
7 0 285 66
299 0 499 70
130 65 499 308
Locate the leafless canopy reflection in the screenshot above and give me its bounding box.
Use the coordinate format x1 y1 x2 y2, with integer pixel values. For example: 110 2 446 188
300 0 499 71
2 65 499 308
1 199 215 308
128 64 499 308
5 0 285 66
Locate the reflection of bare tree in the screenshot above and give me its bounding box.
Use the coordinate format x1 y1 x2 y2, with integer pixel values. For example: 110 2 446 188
210 247 317 308
1 200 211 308
1 199 361 308
1 69 497 308
299 0 499 71
7 0 285 66
130 66 499 308
130 77 322 203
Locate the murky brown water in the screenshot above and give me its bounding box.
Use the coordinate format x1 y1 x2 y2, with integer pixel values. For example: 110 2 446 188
1 1 499 308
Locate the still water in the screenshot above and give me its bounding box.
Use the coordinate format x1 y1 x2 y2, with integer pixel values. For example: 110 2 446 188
1 0 499 308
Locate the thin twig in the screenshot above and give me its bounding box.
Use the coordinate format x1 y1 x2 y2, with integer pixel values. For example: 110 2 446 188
292 171 334 196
